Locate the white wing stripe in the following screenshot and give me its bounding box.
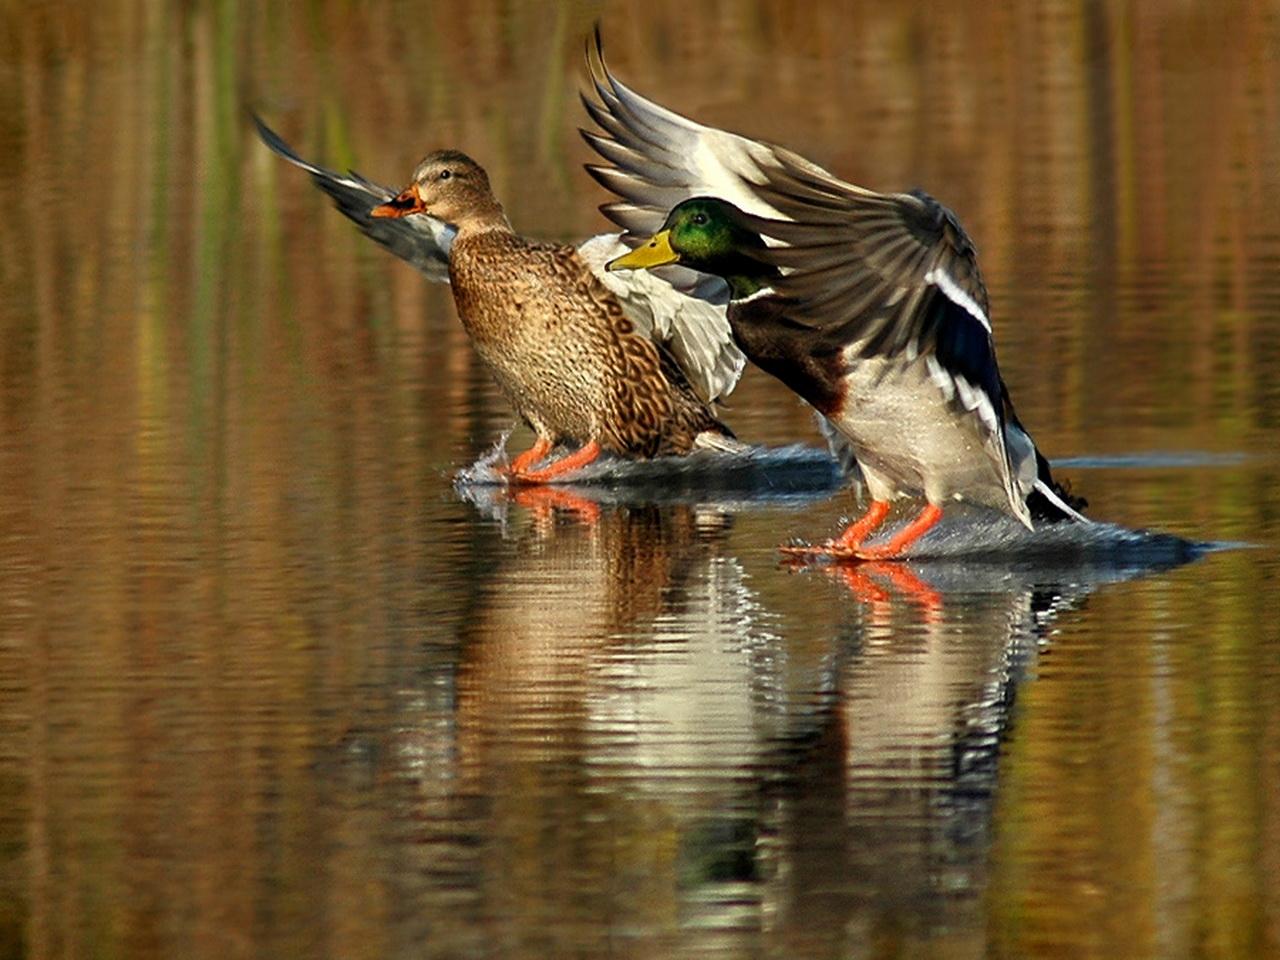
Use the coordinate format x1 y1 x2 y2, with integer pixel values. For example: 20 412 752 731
734 286 777 304
924 267 991 332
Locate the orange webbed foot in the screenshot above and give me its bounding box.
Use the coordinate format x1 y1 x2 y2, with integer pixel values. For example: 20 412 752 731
510 440 602 485
781 503 943 563
843 503 944 561
503 436 554 477
778 499 894 562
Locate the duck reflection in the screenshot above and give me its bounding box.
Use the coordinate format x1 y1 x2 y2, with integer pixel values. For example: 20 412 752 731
454 500 773 770
760 550 1203 952
385 497 828 950
383 496 1203 956
760 563 1062 950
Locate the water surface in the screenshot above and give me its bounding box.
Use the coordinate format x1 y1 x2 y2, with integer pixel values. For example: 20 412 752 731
1 2 1278 958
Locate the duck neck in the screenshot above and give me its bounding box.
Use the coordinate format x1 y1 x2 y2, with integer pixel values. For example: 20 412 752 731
723 261 781 301
453 200 513 238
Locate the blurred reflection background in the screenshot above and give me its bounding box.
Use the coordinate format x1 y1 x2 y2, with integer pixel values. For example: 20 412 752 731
0 2 1278 958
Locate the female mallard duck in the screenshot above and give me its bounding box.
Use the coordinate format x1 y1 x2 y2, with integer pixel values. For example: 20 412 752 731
254 118 744 482
586 51 1086 558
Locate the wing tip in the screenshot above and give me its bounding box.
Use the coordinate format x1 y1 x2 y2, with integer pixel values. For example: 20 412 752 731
578 127 607 151
251 112 298 162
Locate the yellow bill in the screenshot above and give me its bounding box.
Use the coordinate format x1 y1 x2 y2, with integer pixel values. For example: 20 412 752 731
606 231 680 271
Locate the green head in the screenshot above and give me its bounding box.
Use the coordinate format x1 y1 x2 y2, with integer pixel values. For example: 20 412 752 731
606 198 779 299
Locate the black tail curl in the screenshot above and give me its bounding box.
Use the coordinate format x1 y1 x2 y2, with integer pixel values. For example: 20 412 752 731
1027 450 1089 523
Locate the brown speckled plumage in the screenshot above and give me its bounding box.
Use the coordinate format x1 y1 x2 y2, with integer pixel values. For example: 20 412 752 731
373 149 731 460
449 229 726 457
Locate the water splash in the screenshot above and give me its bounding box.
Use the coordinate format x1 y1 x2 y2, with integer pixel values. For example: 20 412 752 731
454 438 848 505
789 509 1220 571
455 438 1225 570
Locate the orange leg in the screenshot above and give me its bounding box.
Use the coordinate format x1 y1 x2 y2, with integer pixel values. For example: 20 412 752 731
780 499 892 559
506 436 553 476
852 503 944 561
833 500 893 548
511 440 601 485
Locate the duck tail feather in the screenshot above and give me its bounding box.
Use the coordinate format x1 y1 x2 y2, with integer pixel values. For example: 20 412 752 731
1030 467 1091 524
693 430 747 455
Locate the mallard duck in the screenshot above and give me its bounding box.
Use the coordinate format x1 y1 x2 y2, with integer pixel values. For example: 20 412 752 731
254 117 745 482
589 58 1087 558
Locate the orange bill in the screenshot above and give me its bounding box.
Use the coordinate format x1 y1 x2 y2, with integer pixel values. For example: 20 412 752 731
371 184 426 218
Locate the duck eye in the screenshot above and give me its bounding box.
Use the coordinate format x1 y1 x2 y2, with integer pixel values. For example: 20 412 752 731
439 170 452 181
691 213 708 226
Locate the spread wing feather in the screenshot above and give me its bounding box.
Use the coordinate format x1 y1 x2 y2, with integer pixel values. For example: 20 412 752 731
576 235 744 404
253 114 456 282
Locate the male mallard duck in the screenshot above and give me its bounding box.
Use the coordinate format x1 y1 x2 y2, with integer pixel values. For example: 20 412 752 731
254 118 745 482
587 53 1087 558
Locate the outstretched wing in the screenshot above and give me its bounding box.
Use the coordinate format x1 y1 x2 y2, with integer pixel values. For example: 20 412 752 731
736 191 1017 522
579 35 831 239
253 115 456 282
580 44 1028 518
743 185 990 363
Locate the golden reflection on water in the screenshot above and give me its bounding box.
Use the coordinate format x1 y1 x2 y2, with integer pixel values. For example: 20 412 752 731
1 1 1279 958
